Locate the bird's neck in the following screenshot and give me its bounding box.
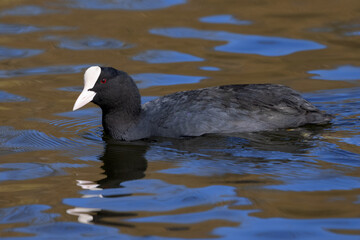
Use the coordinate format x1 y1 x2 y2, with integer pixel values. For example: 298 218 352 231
101 104 142 140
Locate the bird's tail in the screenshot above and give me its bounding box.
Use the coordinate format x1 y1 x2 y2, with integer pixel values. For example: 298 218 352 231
306 111 334 125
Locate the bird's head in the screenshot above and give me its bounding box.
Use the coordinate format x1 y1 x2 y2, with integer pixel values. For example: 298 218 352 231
73 66 140 112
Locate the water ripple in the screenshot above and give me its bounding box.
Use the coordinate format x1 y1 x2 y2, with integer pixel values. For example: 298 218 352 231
0 23 73 35
0 205 58 225
199 66 221 71
0 91 28 102
0 46 43 61
214 217 360 240
0 162 87 182
132 73 206 88
48 118 101 133
43 35 132 50
58 86 83 92
304 87 360 103
200 14 252 25
132 50 203 63
65 179 249 212
0 23 43 34
67 0 186 10
13 222 121 239
150 27 326 56
265 174 360 191
0 126 93 152
309 65 360 81
0 64 94 78
345 31 360 36
0 5 60 16
129 206 252 224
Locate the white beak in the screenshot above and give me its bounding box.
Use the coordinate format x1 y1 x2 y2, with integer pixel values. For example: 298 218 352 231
73 66 101 111
73 89 96 111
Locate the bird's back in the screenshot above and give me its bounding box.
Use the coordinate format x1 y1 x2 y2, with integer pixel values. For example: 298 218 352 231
141 84 332 138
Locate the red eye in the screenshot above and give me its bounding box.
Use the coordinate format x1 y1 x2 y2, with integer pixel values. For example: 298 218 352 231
101 78 107 83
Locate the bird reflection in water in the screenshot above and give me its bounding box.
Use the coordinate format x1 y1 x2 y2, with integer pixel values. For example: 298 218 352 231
67 139 149 227
97 139 149 189
68 125 328 230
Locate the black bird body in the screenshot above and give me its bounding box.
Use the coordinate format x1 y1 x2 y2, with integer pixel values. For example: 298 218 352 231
73 66 332 141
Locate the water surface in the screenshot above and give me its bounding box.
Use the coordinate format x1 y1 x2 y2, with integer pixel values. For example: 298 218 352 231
0 0 359 239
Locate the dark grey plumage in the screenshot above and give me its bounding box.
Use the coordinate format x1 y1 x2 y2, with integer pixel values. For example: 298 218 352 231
83 67 332 141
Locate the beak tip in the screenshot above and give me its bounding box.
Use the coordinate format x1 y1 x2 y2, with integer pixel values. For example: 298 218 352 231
72 91 96 112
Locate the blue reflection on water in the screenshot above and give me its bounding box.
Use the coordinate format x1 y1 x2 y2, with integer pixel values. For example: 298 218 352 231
0 64 94 78
132 73 206 88
58 86 83 92
132 50 203 63
0 126 97 152
0 205 58 225
129 206 253 223
0 162 87 181
67 0 186 10
0 5 59 16
1 205 123 239
0 46 43 61
0 91 28 102
0 23 43 34
0 23 73 35
199 66 221 71
200 14 252 25
43 35 132 50
150 27 326 56
265 174 360 191
64 179 250 212
128 206 360 240
14 222 121 239
345 31 360 36
213 217 360 240
341 135 360 146
309 65 360 80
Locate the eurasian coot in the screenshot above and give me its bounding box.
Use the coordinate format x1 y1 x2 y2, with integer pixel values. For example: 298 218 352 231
73 66 332 141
